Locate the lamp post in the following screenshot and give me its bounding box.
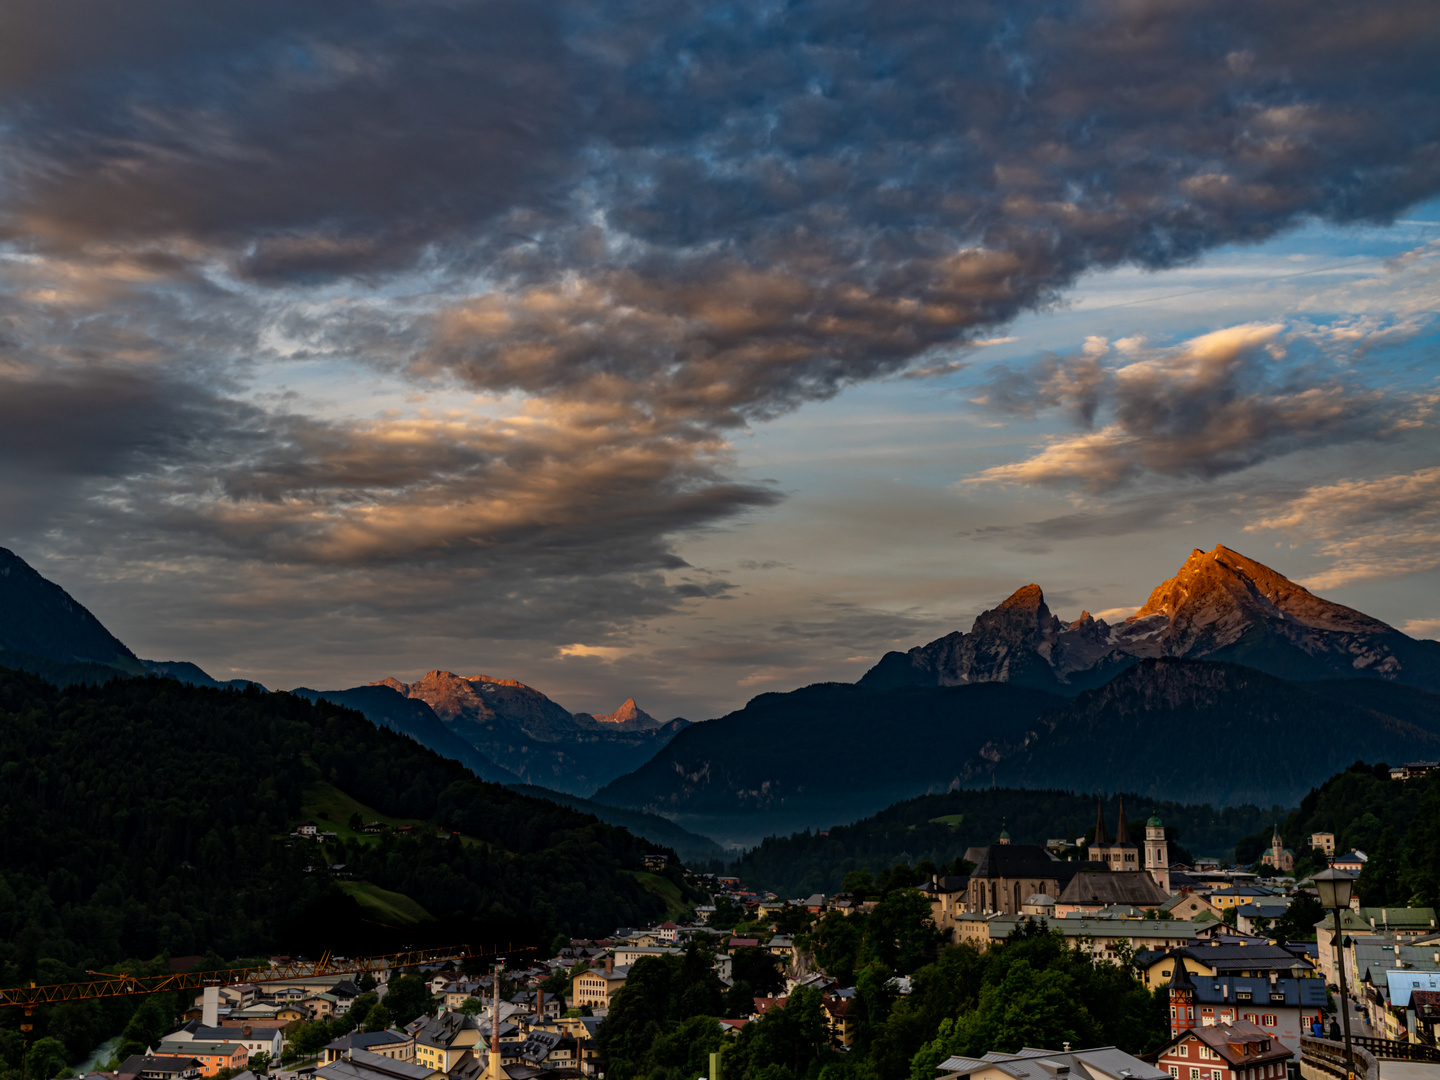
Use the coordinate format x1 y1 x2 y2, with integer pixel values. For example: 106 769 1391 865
1314 868 1356 1080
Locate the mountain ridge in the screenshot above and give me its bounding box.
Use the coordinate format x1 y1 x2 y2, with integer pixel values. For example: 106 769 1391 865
861 544 1440 694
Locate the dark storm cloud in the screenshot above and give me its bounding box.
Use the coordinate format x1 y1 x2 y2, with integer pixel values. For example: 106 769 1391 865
3 0 1440 668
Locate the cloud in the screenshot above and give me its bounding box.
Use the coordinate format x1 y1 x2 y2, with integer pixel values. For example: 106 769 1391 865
1244 466 1440 589
1402 619 1440 641
2 0 1440 711
968 322 1421 491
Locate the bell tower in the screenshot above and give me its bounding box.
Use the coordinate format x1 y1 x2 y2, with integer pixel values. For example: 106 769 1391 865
1146 812 1171 894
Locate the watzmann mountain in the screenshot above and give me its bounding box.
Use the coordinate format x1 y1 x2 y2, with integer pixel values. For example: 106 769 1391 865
861 544 1440 694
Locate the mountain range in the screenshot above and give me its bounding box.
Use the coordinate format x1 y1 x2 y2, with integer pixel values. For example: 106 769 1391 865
861 545 1440 694
5 540 1440 850
0 545 688 799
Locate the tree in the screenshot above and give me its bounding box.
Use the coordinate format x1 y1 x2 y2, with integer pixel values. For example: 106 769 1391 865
383 974 437 1026
1270 894 1325 942
460 997 485 1016
249 1052 272 1075
26 1037 72 1080
363 1005 392 1033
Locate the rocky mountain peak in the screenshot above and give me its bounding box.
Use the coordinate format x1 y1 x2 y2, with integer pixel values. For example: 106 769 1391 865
586 697 661 729
1131 543 1389 638
997 584 1046 611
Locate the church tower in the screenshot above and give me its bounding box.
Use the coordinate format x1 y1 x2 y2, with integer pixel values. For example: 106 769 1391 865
1088 797 1110 865
1145 812 1171 893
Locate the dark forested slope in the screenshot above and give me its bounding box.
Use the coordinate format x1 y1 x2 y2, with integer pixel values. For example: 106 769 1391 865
730 788 1279 897
0 666 672 980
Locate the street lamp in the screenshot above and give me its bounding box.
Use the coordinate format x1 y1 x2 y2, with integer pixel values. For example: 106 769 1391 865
1314 868 1356 1080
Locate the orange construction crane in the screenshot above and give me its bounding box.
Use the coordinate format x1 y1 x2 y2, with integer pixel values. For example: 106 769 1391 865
0 942 535 1031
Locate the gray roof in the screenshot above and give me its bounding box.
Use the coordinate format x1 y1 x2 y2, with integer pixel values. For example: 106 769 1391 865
1057 872 1168 908
1190 975 1327 1008
987 916 1196 942
971 845 1078 882
938 1045 1168 1080
1172 943 1314 974
324 1031 409 1053
317 1049 434 1080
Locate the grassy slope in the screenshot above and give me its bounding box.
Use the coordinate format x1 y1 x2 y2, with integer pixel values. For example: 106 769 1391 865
338 881 433 925
624 870 691 921
299 780 488 848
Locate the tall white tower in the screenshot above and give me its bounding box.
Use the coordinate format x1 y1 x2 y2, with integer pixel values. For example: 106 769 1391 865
1145 812 1171 894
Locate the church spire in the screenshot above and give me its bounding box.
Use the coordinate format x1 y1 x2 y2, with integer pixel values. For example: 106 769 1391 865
1093 797 1109 846
1115 796 1131 844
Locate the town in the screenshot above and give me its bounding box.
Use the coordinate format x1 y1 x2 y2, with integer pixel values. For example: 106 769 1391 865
94 795 1440 1080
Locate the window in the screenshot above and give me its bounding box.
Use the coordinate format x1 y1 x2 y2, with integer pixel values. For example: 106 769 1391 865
1262 1016 1276 1028
1191 1070 1200 1079
1169 1069 1179 1078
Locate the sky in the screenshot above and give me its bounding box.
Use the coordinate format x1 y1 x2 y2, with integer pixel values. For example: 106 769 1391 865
2 0 1439 722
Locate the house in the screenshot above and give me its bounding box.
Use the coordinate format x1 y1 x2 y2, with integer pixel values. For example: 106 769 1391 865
116 1056 202 1080
152 1040 249 1078
302 991 342 1018
1204 886 1277 911
164 1021 282 1063
316 1048 441 1080
323 1031 414 1065
508 990 563 1022
413 1012 482 1075
297 821 320 837
571 961 630 1010
822 989 856 1047
439 977 487 1011
1055 870 1170 917
921 875 970 942
1139 945 1319 993
654 920 678 942
982 915 1195 966
1331 851 1366 873
1184 974 1326 1058
641 854 668 872
1308 833 1335 857
1163 893 1224 923
1233 904 1292 937
612 945 683 967
1389 761 1439 782
1154 1016 1293 1080
767 935 794 958
936 1045 1167 1080
966 844 1082 915
1021 894 1057 918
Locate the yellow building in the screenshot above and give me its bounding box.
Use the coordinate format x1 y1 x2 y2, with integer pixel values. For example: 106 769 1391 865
413 1012 481 1075
571 961 630 1009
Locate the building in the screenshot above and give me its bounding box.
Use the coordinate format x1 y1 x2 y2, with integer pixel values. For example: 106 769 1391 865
936 1045 1167 1080
413 1012 482 1075
980 914 1196 965
1233 904 1292 937
164 1022 282 1063
1055 870 1170 917
323 1031 414 1065
1315 907 1439 988
967 844 1082 915
317 1048 441 1080
1139 944 1318 993
1188 975 1326 1058
116 1056 202 1080
921 875 970 942
1258 828 1293 874
571 961 630 1010
1089 799 1142 873
1155 1016 1293 1080
1389 761 1439 782
1331 851 1366 873
1163 893 1224 923
1205 886 1277 911
152 1041 248 1078
1308 833 1335 857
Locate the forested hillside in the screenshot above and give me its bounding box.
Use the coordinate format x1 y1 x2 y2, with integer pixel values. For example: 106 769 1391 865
731 788 1279 897
0 666 677 1074
1234 761 1440 906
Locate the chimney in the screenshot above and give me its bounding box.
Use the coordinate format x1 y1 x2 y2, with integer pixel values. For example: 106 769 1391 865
203 985 219 1028
605 957 614 974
